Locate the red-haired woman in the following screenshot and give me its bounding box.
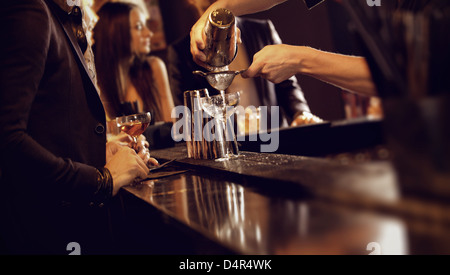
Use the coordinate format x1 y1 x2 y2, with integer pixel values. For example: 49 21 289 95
93 1 174 123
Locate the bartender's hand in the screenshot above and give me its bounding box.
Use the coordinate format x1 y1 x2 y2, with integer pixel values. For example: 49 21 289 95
105 145 149 196
190 13 208 67
190 16 241 68
290 111 323 127
242 44 304 83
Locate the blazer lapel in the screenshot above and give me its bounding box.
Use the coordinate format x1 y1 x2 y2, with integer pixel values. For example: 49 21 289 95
44 0 105 120
45 0 98 93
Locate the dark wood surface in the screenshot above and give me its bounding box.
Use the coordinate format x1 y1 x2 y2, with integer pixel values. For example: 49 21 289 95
121 142 450 255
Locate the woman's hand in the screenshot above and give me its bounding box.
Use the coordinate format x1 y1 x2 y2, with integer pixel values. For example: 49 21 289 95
290 111 323 127
107 132 133 144
105 146 150 196
135 135 159 167
107 133 159 167
106 133 132 163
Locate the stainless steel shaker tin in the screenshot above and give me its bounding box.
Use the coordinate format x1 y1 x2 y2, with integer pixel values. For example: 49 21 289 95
204 8 238 68
184 89 208 159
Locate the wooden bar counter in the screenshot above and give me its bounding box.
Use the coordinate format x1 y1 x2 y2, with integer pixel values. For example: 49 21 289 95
121 122 450 255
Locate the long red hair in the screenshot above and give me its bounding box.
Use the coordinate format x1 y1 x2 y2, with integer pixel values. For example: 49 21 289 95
93 2 162 121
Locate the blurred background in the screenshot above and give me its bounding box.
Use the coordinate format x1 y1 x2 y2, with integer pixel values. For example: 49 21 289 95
151 0 352 121
93 0 384 122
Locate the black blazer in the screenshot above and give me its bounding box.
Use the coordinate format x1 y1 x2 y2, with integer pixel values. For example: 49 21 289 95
0 0 110 254
167 17 311 126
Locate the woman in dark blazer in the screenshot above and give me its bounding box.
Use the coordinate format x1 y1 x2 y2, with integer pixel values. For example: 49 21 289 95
0 0 149 254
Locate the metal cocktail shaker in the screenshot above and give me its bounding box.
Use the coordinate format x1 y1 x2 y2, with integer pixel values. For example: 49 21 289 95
204 8 238 68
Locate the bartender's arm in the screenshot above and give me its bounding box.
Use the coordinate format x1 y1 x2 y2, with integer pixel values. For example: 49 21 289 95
190 0 377 97
243 45 378 96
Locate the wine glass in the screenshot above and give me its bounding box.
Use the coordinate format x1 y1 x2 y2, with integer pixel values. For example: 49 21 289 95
200 92 240 161
116 112 152 150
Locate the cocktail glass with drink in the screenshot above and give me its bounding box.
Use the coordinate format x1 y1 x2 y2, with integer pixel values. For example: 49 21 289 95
115 112 151 150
